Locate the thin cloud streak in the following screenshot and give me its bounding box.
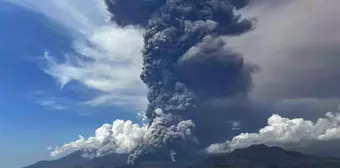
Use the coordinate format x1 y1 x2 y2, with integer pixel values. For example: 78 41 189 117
9 0 147 111
36 98 68 111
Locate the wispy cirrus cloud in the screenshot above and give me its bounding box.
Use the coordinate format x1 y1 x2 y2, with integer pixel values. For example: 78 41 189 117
9 0 147 111
7 0 109 34
42 23 147 111
36 98 68 111
27 91 78 111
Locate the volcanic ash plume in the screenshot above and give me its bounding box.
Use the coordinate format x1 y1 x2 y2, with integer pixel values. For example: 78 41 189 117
105 0 256 164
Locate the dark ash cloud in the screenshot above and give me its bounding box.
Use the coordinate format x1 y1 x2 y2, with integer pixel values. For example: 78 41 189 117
178 35 256 98
229 0 340 101
105 0 259 164
104 0 165 26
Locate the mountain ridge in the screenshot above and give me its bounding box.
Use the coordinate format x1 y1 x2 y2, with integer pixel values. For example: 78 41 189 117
24 144 340 168
189 144 340 168
23 151 128 168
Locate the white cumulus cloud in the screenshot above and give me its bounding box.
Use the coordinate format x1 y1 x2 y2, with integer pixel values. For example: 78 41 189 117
51 109 196 158
51 120 146 157
207 108 340 154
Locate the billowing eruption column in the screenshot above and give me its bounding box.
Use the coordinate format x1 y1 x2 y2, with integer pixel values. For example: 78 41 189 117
105 0 256 164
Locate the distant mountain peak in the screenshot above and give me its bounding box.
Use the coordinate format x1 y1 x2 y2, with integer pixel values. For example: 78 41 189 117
189 144 340 168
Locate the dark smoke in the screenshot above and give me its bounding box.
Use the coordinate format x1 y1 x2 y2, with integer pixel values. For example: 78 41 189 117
105 0 165 26
177 35 254 98
105 0 258 164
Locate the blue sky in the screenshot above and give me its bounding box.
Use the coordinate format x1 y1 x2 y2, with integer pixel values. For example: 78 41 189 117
0 1 145 167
